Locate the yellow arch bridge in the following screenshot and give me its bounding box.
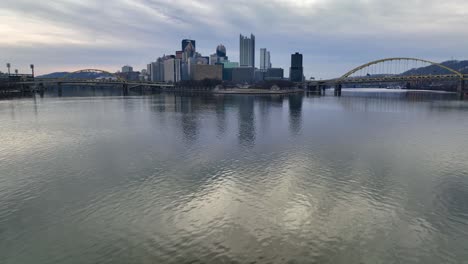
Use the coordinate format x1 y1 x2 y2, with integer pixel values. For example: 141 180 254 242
306 57 467 99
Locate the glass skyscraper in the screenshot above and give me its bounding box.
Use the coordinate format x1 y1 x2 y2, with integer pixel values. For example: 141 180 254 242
182 39 196 52
239 34 255 67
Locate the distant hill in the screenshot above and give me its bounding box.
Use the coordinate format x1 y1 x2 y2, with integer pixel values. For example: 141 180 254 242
37 72 114 79
36 72 69 78
403 60 468 75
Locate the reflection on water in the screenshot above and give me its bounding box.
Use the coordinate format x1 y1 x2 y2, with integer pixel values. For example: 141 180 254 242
1 89 468 263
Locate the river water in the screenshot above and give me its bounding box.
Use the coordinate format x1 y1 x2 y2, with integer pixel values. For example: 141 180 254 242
1 90 468 263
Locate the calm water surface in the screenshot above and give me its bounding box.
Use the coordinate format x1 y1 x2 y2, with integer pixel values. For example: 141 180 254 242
1 90 468 263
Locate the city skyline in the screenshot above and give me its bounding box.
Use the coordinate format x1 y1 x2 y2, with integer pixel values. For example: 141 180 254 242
1 0 468 78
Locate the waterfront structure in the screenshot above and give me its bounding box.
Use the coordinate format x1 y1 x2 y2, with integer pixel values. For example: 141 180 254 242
192 64 223 81
240 34 255 67
232 67 255 84
265 68 284 80
260 48 271 71
122 65 133 73
290 52 304 82
164 58 181 83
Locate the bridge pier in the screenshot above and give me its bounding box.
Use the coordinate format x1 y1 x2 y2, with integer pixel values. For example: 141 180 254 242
334 84 342 97
122 83 129 96
459 79 465 100
57 83 63 97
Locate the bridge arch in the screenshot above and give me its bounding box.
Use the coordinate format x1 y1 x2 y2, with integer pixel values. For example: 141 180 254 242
339 57 463 82
61 69 125 82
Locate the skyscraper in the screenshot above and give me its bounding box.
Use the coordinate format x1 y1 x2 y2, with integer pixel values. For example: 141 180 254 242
290 52 304 82
183 41 196 61
239 34 255 67
182 39 196 53
260 48 271 71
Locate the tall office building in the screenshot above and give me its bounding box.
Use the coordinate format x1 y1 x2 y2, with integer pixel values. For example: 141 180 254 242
164 58 181 83
239 34 255 67
182 39 196 53
260 48 271 71
290 52 304 82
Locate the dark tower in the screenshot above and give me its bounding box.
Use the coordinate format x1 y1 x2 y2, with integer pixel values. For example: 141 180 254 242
290 52 303 82
182 39 196 53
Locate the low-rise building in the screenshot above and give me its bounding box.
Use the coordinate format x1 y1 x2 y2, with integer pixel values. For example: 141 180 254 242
255 69 265 83
192 64 223 81
232 67 255 84
265 68 284 80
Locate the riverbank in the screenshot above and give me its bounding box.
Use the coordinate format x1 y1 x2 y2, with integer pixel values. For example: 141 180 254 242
213 88 304 94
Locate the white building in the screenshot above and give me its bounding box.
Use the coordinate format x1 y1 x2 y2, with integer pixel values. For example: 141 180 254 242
164 58 181 83
260 48 271 72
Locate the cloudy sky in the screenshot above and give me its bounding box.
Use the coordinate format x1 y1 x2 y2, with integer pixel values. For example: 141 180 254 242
1 0 467 78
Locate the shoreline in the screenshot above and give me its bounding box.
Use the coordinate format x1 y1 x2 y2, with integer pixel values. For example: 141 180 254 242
212 88 304 95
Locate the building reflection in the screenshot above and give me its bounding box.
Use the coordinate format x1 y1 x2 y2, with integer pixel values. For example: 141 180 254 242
237 96 256 147
177 96 199 144
288 94 303 135
214 95 227 137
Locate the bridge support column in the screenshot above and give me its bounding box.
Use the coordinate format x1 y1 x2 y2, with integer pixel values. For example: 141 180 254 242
458 79 465 100
334 84 342 97
57 83 62 97
122 83 129 96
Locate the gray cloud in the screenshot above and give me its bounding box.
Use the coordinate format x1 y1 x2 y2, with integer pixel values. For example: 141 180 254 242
1 0 468 78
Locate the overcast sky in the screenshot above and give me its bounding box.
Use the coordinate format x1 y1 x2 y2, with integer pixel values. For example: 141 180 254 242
1 0 468 78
